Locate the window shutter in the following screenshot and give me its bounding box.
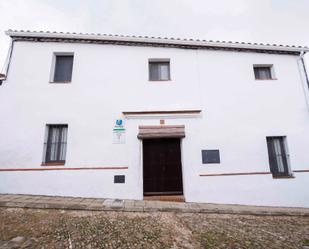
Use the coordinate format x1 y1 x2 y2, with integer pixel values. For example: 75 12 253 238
279 138 290 175
266 138 279 176
159 63 170 80
149 63 159 80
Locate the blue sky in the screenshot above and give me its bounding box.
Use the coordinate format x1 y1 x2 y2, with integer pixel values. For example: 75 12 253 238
0 0 308 68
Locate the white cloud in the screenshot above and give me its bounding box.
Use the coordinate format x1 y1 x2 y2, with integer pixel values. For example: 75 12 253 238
183 0 249 16
0 0 92 68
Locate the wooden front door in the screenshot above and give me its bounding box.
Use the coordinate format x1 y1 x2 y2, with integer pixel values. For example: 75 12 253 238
143 138 183 195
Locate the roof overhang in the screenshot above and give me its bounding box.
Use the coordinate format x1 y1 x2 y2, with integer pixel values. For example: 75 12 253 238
138 125 185 139
5 30 309 54
123 110 202 119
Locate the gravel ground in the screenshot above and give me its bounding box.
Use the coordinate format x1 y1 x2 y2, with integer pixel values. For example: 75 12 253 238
0 207 308 248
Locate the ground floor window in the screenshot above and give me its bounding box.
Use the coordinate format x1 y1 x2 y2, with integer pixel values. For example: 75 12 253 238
43 124 68 164
266 136 292 177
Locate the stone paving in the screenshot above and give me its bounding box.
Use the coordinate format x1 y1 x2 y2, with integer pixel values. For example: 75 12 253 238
0 194 308 216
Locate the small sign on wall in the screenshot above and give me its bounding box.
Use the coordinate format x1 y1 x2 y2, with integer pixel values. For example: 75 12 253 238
114 175 125 183
113 119 125 144
202 150 220 164
113 131 125 144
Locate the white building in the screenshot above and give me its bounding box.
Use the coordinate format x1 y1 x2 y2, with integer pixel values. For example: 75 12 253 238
0 30 309 207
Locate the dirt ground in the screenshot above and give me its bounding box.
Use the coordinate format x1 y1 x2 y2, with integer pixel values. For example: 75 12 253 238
0 207 308 249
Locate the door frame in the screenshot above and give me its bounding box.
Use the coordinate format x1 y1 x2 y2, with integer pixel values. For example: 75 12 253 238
140 137 185 198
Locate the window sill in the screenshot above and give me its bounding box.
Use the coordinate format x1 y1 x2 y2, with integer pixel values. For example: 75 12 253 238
272 175 295 179
254 78 278 81
148 80 172 82
49 81 71 84
41 162 65 166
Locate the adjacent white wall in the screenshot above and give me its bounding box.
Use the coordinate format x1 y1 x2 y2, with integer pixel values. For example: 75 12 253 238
0 41 309 207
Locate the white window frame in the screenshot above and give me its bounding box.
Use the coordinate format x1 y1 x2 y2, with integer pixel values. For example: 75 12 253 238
148 58 171 81
253 64 276 80
49 52 74 83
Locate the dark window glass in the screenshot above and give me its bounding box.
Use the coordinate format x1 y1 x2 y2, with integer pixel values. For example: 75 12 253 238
266 137 291 177
53 55 74 82
254 66 272 80
202 150 220 164
44 125 68 163
149 61 170 81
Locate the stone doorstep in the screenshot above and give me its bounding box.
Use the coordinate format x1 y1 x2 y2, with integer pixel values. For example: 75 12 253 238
14 198 38 203
0 196 20 201
103 199 124 207
77 199 95 204
0 201 18 207
194 202 296 215
89 200 105 206
0 236 35 249
0 194 309 216
123 200 144 212
133 200 147 208
0 196 19 202
123 206 144 212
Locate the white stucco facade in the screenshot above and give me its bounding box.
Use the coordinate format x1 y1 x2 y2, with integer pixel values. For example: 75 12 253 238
1 31 309 207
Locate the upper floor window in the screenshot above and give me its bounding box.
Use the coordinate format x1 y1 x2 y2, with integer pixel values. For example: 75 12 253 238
149 59 170 81
51 54 74 83
254 65 275 80
43 124 68 165
266 136 292 178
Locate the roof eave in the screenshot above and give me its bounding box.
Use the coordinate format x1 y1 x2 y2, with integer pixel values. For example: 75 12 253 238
5 30 309 53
